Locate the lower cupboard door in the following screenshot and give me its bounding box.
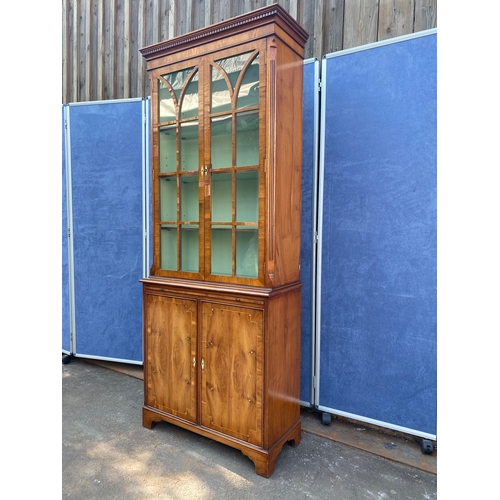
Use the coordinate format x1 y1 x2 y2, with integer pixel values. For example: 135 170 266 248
145 293 197 422
201 302 263 446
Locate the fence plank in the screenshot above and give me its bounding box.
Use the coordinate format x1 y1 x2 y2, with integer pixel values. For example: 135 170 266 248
378 0 415 41
97 0 104 100
136 0 146 98
168 0 176 37
62 1 69 104
343 0 380 49
216 0 234 23
313 0 325 58
72 0 79 101
323 0 344 53
62 0 437 103
123 0 131 97
414 0 437 31
298 0 315 59
104 0 116 100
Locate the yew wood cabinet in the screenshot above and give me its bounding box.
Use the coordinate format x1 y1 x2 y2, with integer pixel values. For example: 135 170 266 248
139 4 308 478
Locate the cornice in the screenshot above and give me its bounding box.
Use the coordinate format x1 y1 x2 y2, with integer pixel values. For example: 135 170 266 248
139 3 308 59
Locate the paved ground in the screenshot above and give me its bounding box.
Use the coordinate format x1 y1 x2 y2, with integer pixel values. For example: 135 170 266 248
62 358 437 499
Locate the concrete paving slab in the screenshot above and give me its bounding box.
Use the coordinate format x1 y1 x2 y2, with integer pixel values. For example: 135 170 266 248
63 358 437 499
84 358 437 475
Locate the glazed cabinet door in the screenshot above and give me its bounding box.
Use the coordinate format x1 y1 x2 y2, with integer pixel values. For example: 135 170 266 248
150 41 266 287
205 44 265 286
152 59 204 279
200 301 264 446
144 293 197 423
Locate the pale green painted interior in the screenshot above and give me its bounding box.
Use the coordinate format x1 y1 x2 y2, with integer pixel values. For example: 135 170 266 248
236 171 258 222
180 121 199 171
211 66 231 114
160 178 176 221
211 173 232 221
181 226 199 272
236 55 259 109
236 229 258 277
180 70 199 120
158 83 175 122
210 170 258 277
236 111 259 166
211 115 232 169
211 224 260 276
160 226 177 270
211 228 232 275
180 175 199 222
158 51 260 277
159 126 176 173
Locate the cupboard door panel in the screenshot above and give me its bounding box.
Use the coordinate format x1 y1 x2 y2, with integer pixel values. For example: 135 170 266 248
145 294 197 422
201 302 263 446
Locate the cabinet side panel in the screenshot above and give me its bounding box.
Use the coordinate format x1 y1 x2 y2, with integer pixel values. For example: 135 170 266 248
144 292 197 422
265 287 302 447
272 40 304 286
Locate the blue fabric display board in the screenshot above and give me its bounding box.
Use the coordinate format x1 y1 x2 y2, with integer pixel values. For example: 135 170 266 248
317 32 437 437
300 58 320 405
63 99 146 363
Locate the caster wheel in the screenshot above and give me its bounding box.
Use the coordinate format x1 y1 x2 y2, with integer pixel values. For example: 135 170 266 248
321 412 331 426
62 354 72 365
421 439 434 454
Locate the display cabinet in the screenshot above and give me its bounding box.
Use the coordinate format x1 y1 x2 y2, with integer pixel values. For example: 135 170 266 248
140 4 308 477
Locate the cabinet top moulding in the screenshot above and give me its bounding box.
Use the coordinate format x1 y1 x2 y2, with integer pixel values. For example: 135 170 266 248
139 3 309 64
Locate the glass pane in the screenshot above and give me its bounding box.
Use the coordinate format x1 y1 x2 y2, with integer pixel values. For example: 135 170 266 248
236 228 258 278
181 225 199 272
236 111 259 167
159 67 194 122
214 52 252 90
158 80 175 122
211 173 232 222
211 228 232 276
160 177 177 222
211 65 231 114
180 175 199 222
160 225 177 271
236 171 258 223
211 116 232 169
159 126 176 173
162 68 193 101
236 54 259 109
180 70 199 120
180 121 198 171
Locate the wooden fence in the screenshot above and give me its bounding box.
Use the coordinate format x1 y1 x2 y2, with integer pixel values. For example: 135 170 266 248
62 0 437 103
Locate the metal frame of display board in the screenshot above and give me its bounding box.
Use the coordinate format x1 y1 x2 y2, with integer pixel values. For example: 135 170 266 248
300 57 320 407
316 30 437 439
62 98 149 364
62 104 74 356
